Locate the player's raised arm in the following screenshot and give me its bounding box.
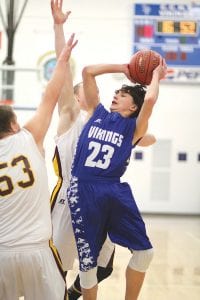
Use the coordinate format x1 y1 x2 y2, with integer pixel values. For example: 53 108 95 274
51 0 79 137
133 58 167 145
24 34 78 151
51 0 71 57
82 63 129 115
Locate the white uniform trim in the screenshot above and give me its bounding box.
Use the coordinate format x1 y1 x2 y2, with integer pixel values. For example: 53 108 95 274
79 267 98 289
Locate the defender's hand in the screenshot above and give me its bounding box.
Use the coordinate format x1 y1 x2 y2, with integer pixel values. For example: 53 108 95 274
51 0 71 24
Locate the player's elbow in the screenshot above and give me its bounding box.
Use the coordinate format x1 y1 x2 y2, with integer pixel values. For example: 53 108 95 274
82 66 96 86
150 134 157 145
140 134 156 147
145 95 157 106
82 66 94 77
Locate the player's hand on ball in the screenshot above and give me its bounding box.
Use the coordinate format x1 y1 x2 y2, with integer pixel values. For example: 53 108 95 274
153 57 167 81
124 64 136 83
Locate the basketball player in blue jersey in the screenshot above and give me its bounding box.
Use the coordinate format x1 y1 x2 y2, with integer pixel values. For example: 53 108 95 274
67 59 167 300
0 34 77 300
50 1 156 299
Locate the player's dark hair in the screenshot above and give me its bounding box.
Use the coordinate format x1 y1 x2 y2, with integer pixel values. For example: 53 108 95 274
0 105 15 138
117 84 147 118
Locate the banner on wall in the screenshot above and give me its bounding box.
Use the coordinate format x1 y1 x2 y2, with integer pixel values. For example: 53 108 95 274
165 67 200 84
132 3 200 84
37 51 76 85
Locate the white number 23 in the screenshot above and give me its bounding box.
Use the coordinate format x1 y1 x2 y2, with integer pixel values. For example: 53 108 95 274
84 141 114 169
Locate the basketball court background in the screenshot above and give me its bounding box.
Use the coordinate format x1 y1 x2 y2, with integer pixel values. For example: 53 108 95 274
1 0 200 299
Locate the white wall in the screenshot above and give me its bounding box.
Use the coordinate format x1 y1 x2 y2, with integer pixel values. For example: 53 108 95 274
0 0 199 214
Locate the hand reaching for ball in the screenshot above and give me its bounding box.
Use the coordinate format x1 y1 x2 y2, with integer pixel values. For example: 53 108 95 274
123 64 137 83
153 57 167 81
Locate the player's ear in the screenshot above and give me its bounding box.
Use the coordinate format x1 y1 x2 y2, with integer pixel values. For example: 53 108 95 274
10 120 20 133
130 103 138 112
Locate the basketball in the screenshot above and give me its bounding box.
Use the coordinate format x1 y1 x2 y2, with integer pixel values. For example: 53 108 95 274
128 50 161 85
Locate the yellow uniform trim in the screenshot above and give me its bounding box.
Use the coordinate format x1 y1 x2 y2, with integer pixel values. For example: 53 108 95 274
50 147 63 210
49 239 68 299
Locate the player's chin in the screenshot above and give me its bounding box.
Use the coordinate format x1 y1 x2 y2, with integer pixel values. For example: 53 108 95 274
110 104 117 112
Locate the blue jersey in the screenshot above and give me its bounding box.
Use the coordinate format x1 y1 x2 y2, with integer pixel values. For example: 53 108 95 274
68 104 152 272
71 104 136 181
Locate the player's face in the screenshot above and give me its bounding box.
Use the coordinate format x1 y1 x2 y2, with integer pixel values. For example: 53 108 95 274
110 90 137 117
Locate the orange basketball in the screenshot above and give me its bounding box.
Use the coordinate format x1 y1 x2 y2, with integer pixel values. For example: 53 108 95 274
128 50 161 85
